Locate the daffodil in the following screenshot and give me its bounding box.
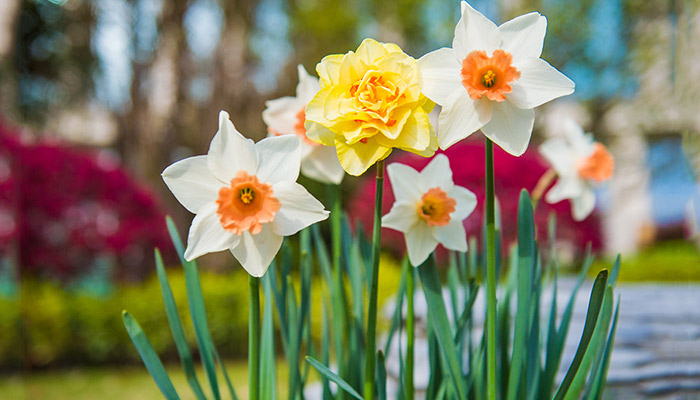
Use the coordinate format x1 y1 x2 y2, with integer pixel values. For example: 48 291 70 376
540 118 614 221
418 1 575 156
305 38 438 176
382 154 477 266
162 111 329 276
263 65 345 185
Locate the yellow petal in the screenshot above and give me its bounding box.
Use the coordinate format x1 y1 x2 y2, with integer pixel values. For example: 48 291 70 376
316 54 344 87
305 121 336 146
375 109 432 152
356 38 391 65
335 135 392 176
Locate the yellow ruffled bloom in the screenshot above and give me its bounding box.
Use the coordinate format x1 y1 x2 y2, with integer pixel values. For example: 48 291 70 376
305 38 438 176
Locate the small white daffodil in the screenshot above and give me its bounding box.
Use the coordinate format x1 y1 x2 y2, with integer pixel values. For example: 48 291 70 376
540 118 614 221
418 1 575 155
382 154 477 266
162 111 329 277
262 65 345 185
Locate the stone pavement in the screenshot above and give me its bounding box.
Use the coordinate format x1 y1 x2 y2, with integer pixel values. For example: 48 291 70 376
379 278 700 399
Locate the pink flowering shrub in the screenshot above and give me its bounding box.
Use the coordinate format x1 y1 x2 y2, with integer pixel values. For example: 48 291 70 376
0 120 171 282
348 139 603 262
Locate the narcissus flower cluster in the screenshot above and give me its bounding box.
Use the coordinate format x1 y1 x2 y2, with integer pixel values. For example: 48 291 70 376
162 111 328 276
382 154 477 266
540 118 614 221
304 38 438 176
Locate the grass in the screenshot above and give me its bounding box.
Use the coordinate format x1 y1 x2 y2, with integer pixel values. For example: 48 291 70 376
591 239 700 282
0 360 289 400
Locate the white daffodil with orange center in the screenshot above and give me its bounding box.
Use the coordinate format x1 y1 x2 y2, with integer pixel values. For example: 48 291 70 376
304 38 438 176
540 118 614 221
162 111 329 277
382 154 477 266
262 65 345 185
418 1 575 156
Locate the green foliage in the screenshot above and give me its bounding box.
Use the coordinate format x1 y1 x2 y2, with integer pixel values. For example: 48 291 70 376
0 268 249 369
127 189 620 400
592 240 700 282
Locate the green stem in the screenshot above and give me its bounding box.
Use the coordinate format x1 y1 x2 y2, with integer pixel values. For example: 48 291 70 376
249 276 260 400
485 139 497 400
363 159 385 400
405 259 415 400
329 184 346 400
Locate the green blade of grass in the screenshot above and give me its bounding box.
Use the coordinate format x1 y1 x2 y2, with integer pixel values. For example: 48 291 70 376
166 216 221 400
154 249 206 400
553 269 609 400
306 356 364 400
377 350 387 400
122 311 180 400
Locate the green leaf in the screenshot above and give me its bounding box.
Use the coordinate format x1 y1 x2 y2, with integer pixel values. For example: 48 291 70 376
383 257 407 356
122 311 180 400
553 269 609 400
377 350 387 400
586 295 621 400
166 216 221 400
507 190 536 400
417 257 467 399
306 356 364 400
154 249 206 400
564 284 614 400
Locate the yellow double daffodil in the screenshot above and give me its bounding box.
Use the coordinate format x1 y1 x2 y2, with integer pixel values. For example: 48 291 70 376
305 38 437 176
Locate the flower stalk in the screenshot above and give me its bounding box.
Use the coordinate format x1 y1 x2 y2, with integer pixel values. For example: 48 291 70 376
485 138 497 400
248 275 260 400
364 159 385 400
405 258 415 400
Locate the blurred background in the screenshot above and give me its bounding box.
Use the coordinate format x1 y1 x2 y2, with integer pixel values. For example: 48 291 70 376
0 0 698 399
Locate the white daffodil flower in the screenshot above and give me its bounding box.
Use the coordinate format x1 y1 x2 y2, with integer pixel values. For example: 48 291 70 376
540 118 614 221
162 111 329 277
382 154 477 266
418 1 575 156
262 65 345 185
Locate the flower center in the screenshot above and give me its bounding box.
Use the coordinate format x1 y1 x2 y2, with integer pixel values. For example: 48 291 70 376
461 49 520 102
350 70 402 120
293 106 318 146
417 187 456 227
577 143 614 182
216 171 281 235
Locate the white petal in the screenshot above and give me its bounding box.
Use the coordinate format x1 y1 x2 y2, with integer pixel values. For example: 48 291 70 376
480 101 535 156
386 162 423 201
296 64 321 102
562 118 595 157
508 58 575 109
184 202 240 261
208 111 258 181
499 12 547 60
271 181 329 236
405 222 438 267
453 1 502 58
433 219 467 252
449 185 478 220
300 146 345 185
438 90 492 150
254 135 301 185
417 48 462 105
162 156 223 214
231 224 283 277
419 154 453 191
262 97 303 136
539 138 577 176
571 187 596 221
545 177 584 203
382 202 420 233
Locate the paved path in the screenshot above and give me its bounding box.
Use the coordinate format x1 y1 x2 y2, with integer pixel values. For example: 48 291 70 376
379 279 700 399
